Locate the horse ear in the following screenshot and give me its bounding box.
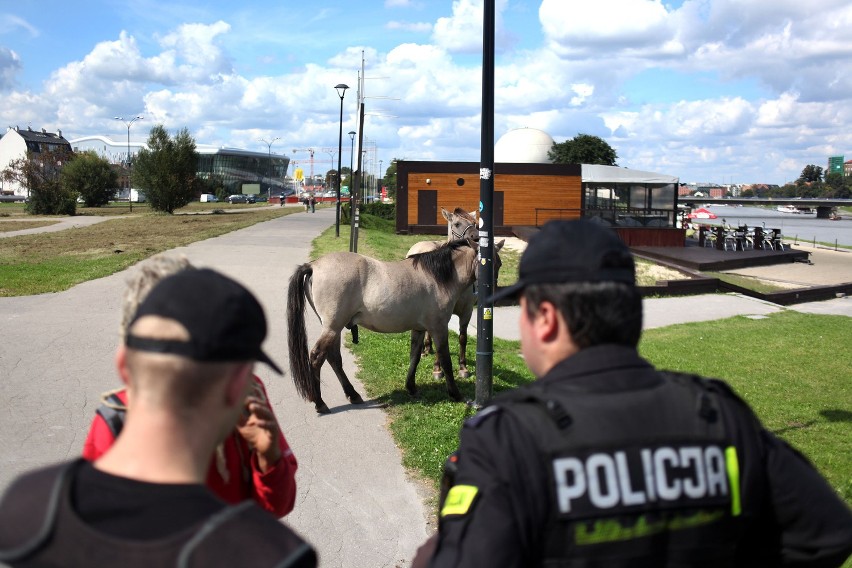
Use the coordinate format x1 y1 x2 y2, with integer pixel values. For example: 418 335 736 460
495 239 505 253
441 208 452 222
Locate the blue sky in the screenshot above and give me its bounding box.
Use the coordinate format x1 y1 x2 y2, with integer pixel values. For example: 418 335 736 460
2 0 851 185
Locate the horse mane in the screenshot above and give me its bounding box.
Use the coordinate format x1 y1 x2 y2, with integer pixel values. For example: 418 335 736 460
410 239 472 292
453 208 476 223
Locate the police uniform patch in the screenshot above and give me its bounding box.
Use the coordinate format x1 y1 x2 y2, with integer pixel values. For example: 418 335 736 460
440 485 479 517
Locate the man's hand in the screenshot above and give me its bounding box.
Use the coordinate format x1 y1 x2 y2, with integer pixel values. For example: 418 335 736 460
237 384 282 473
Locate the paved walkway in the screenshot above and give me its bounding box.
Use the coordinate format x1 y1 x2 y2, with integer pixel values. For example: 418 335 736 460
0 208 429 568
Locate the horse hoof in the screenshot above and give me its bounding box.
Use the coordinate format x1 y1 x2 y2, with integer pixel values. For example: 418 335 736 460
433 371 444 380
458 369 471 379
315 403 331 414
349 393 364 405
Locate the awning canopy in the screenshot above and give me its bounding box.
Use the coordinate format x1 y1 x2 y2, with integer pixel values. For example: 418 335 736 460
581 164 678 184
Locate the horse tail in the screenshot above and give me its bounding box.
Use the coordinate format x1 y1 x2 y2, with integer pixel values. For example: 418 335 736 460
287 263 318 403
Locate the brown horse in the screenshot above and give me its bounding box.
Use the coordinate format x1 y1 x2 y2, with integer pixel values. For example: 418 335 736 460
287 239 479 413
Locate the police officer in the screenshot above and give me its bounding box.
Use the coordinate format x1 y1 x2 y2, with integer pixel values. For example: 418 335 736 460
414 219 852 567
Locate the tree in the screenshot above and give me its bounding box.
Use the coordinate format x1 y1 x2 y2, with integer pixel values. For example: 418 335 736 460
1 148 76 215
132 125 199 214
798 164 823 184
548 133 618 166
61 151 118 207
384 159 399 200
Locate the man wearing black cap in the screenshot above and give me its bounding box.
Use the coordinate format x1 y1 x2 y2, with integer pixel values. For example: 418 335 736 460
415 219 852 567
0 268 316 567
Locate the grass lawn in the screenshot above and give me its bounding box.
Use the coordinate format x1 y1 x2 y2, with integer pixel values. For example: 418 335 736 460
0 206 298 296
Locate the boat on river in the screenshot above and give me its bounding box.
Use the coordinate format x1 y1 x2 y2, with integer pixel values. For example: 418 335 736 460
777 204 814 214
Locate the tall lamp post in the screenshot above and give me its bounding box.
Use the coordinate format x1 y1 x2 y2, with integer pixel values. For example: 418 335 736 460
114 115 143 212
259 136 280 201
348 131 356 181
334 83 349 237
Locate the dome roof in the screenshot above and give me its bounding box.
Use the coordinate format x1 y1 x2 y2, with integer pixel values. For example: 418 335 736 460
494 128 555 163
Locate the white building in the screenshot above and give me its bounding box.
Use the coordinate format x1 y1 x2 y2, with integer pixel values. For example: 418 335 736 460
0 126 72 197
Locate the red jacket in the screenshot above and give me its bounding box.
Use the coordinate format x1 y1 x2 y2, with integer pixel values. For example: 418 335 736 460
81 377 297 518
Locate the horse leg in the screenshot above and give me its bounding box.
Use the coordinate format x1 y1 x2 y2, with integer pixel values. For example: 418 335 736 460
457 325 470 379
326 335 364 405
422 331 434 356
432 330 462 401
309 331 337 414
406 330 426 398
346 323 359 344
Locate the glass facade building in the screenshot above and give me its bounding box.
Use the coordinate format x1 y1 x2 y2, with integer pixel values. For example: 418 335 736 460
69 136 290 196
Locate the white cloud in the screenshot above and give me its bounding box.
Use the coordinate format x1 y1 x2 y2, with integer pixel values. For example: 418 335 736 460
0 14 39 37
0 47 21 90
386 21 432 33
540 0 680 58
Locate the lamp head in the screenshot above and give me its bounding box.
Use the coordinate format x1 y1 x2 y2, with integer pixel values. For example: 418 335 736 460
335 83 349 99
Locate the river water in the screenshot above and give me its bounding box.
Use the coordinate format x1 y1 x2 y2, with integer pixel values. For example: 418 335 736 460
691 205 852 247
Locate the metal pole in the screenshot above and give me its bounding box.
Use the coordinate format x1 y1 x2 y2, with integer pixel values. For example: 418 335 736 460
475 0 495 408
115 116 143 213
335 84 349 237
260 137 279 201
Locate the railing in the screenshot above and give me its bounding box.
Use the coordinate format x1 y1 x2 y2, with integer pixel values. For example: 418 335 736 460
535 207 676 228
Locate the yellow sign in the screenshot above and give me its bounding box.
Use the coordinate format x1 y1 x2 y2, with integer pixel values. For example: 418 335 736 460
294 168 304 181
484 307 492 320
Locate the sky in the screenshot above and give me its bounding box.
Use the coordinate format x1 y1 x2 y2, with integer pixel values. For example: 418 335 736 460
1 0 851 186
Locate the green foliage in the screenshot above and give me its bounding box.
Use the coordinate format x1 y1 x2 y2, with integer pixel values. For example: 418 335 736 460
132 125 199 214
384 159 400 200
548 133 618 166
798 164 823 184
61 151 118 207
1 151 77 215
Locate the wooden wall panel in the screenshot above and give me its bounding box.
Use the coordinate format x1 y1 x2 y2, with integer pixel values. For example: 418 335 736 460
405 172 582 226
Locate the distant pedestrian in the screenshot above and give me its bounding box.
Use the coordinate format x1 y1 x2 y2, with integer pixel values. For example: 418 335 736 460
310 195 316 213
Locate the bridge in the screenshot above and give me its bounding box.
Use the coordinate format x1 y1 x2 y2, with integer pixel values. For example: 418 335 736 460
678 196 852 219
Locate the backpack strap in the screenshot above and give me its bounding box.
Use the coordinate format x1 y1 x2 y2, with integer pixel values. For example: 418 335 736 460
95 392 127 439
0 460 78 563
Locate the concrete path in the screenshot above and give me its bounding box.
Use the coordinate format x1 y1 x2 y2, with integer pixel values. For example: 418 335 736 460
454 292 852 343
0 208 429 568
0 215 121 237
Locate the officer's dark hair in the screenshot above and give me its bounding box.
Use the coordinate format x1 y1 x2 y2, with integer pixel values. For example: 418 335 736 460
522 280 643 348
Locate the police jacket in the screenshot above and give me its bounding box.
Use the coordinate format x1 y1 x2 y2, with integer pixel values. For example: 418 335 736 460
429 345 852 567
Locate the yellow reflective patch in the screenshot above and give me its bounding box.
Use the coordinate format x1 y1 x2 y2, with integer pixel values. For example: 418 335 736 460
725 446 741 517
440 485 479 517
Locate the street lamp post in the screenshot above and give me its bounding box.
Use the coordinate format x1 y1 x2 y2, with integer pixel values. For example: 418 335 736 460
114 115 143 212
348 131 356 182
334 83 349 237
259 137 280 202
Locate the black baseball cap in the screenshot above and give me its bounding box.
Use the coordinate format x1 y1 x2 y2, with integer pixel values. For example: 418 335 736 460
126 268 282 374
487 219 635 303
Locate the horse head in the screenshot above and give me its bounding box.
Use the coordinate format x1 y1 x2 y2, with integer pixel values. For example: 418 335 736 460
442 207 478 241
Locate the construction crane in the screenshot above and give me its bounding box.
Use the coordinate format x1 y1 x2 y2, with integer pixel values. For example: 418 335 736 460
292 148 316 192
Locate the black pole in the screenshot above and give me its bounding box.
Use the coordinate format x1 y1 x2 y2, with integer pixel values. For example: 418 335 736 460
126 126 132 214
475 0 495 408
335 84 348 237
349 103 365 252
